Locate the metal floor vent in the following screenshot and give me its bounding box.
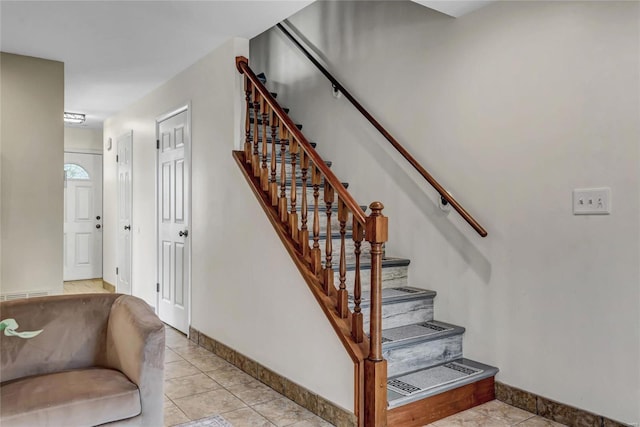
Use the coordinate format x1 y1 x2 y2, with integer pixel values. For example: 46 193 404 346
382 321 453 343
388 379 421 395
390 287 421 294
388 362 483 396
417 322 448 332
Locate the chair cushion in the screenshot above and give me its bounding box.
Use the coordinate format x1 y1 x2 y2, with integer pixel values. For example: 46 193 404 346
0 368 141 427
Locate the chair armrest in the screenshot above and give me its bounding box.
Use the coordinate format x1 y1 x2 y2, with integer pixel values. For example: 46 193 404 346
106 295 165 426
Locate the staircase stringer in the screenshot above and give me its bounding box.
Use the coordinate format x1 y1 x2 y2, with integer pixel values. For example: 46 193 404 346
233 150 368 425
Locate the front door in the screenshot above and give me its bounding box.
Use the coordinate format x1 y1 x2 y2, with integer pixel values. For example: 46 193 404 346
63 152 103 280
157 108 190 334
117 131 133 294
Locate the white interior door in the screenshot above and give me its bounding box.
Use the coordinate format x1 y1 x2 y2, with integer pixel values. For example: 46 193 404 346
157 108 190 334
63 152 103 281
117 131 133 295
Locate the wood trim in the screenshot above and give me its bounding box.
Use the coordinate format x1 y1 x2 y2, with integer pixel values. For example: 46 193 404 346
270 27 487 238
236 57 367 228
102 280 116 293
192 327 357 426
387 377 495 427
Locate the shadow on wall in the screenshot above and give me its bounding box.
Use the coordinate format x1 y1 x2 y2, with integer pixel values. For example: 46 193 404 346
277 19 492 285
349 118 492 285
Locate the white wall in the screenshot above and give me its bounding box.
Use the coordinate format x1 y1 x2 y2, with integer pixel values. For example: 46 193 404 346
250 1 640 423
103 37 354 411
0 52 64 296
64 127 103 153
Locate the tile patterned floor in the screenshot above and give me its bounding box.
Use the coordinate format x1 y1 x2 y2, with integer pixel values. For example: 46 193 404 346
163 327 566 427
63 278 111 294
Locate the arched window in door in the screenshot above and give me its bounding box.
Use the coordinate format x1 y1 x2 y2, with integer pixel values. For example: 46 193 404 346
64 163 90 180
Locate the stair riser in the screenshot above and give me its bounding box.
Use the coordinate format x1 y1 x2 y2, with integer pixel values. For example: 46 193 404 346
303 211 353 234
287 187 343 207
317 238 373 266
385 335 463 378
361 298 434 333
337 264 409 293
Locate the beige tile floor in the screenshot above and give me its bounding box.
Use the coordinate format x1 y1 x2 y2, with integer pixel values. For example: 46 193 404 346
163 327 566 427
63 278 111 294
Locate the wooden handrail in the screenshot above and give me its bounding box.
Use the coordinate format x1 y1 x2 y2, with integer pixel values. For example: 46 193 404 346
236 56 388 425
276 23 487 237
236 56 368 228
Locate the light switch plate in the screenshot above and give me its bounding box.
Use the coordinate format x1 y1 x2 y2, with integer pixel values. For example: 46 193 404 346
573 187 611 215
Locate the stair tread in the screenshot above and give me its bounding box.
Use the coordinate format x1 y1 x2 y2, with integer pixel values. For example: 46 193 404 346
381 320 464 348
352 286 436 307
286 182 348 189
250 139 317 148
346 257 410 271
249 117 301 129
387 358 499 409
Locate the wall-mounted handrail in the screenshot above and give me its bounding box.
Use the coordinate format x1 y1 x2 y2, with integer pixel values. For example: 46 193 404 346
276 23 487 237
236 56 367 228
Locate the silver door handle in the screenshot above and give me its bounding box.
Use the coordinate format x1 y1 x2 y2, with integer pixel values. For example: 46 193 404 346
179 230 189 237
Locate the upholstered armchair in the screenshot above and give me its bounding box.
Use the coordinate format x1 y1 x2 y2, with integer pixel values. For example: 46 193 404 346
0 293 165 426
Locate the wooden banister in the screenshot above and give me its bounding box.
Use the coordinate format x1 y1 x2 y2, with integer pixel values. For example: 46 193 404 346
275 23 487 238
236 56 367 228
236 56 388 426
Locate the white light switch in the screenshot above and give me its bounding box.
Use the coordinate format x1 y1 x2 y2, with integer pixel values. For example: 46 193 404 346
573 187 611 215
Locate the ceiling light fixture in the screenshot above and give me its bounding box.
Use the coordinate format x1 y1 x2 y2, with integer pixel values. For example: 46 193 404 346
64 112 86 124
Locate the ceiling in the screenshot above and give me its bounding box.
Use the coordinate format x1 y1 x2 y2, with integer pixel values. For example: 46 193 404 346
412 0 494 18
0 1 313 129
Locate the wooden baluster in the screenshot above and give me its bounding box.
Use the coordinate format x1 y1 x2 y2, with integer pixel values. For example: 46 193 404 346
244 76 252 164
311 165 322 275
337 198 348 318
289 138 299 241
279 127 288 223
299 150 310 258
260 100 269 191
252 86 260 177
364 202 388 427
270 110 278 206
351 219 364 343
323 182 335 295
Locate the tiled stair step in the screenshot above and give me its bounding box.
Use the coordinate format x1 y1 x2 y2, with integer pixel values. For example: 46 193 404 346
273 161 333 177
296 209 366 234
316 234 374 265
250 117 302 130
247 139 318 149
285 185 351 205
248 106 290 115
270 153 330 166
266 152 327 163
349 287 437 332
383 320 465 378
335 257 410 292
387 358 499 409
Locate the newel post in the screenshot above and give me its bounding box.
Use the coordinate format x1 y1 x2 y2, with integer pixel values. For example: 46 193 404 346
364 202 388 427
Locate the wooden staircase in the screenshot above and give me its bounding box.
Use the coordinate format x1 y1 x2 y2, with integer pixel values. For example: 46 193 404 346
234 57 497 427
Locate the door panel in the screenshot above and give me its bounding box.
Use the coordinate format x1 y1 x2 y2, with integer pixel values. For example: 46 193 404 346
63 152 103 281
117 131 133 294
157 109 190 334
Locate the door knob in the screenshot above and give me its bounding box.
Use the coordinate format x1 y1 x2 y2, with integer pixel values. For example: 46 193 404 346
124 225 131 230
96 224 101 229
179 230 189 237
96 215 101 220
